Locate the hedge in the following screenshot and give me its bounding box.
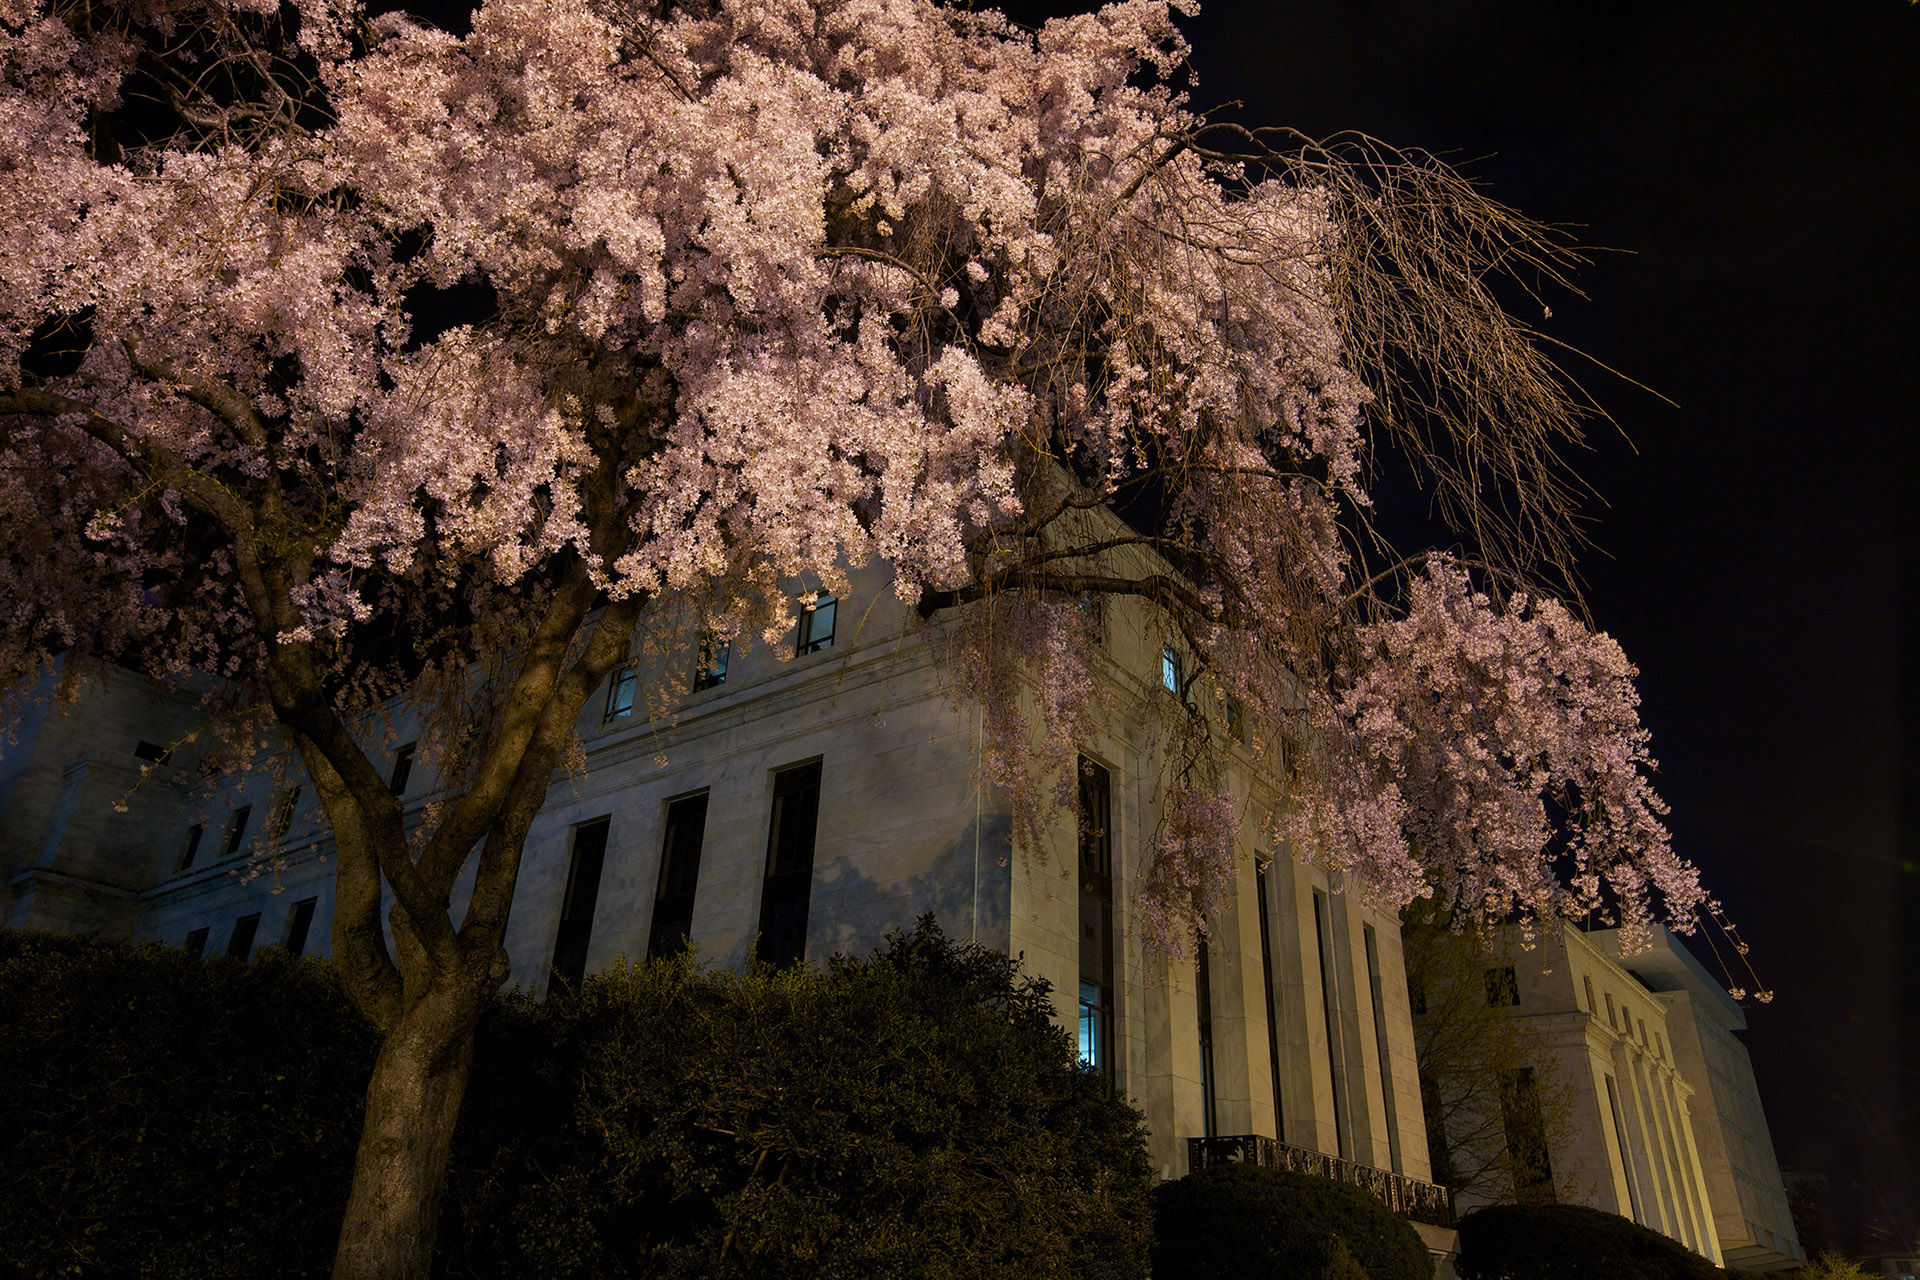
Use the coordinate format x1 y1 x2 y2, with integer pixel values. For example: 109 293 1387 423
1454 1203 1727 1280
1151 1163 1435 1280
0 920 1152 1279
0 930 375 1279
440 918 1155 1279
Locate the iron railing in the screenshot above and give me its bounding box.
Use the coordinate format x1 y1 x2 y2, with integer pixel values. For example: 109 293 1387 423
1187 1134 1453 1228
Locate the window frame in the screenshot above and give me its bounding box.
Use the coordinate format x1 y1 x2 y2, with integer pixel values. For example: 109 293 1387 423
605 664 638 721
795 595 837 656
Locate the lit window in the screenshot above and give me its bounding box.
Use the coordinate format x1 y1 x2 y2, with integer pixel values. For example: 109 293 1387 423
796 595 837 655
605 665 637 720
1162 646 1181 695
694 632 729 692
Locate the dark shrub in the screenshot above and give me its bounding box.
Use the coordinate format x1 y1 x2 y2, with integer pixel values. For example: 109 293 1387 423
440 917 1155 1280
0 930 376 1279
1454 1203 1725 1280
1151 1163 1434 1280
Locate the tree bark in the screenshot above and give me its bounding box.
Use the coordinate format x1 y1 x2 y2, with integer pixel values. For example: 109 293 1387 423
330 981 480 1280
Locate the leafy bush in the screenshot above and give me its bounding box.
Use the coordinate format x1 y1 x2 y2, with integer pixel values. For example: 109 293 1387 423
440 918 1154 1279
1151 1163 1435 1280
1454 1203 1725 1280
1 921 1150 1279
0 930 376 1279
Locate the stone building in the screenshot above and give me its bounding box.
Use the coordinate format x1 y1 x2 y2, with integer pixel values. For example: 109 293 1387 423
1589 927 1805 1270
1 558 1443 1213
1440 922 1803 1269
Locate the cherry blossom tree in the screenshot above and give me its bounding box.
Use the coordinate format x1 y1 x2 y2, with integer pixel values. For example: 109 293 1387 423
0 0 1705 1273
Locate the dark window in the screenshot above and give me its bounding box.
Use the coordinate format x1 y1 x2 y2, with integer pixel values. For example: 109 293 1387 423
756 762 821 967
648 792 708 959
796 596 836 655
694 632 730 692
284 898 317 957
1196 938 1218 1138
268 785 303 841
1077 756 1116 1082
1313 889 1351 1159
183 927 210 959
549 818 610 990
1077 590 1105 644
1583 975 1598 1014
1225 695 1246 744
389 743 415 795
605 666 637 720
1364 924 1404 1173
227 913 261 961
134 740 170 764
177 822 205 872
1255 861 1285 1137
1485 965 1520 1007
1501 1066 1557 1203
222 806 252 859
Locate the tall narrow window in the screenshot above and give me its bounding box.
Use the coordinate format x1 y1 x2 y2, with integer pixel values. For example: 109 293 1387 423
389 743 415 795
605 666 638 720
1502 1067 1557 1202
756 762 821 967
284 897 318 957
1584 975 1598 1014
1255 861 1285 1138
222 805 252 859
1364 924 1404 1173
227 912 261 961
177 822 205 872
1485 966 1520 1007
1077 756 1116 1083
1604 991 1618 1029
268 785 303 842
648 792 709 959
1313 889 1351 1159
183 927 210 959
694 632 730 692
1162 646 1181 695
796 595 837 655
549 817 610 989
1196 938 1218 1138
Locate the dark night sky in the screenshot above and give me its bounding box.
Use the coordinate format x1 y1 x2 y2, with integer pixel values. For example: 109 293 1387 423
1000 0 1920 1250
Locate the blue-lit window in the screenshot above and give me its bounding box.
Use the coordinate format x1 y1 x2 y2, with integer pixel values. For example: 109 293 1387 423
797 595 836 656
1162 646 1181 695
694 632 729 692
605 665 637 720
1079 979 1111 1073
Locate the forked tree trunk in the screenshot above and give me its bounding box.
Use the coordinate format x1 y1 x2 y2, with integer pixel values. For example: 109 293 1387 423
331 985 480 1280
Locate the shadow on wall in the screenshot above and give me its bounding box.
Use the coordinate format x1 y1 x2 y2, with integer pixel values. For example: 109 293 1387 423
807 812 1014 964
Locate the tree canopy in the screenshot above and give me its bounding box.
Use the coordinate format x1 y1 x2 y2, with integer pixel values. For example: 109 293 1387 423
0 0 1707 1271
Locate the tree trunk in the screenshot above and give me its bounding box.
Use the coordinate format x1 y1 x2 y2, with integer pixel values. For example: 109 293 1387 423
331 986 479 1280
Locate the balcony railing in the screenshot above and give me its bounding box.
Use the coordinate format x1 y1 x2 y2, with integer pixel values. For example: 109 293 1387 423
1187 1134 1453 1228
